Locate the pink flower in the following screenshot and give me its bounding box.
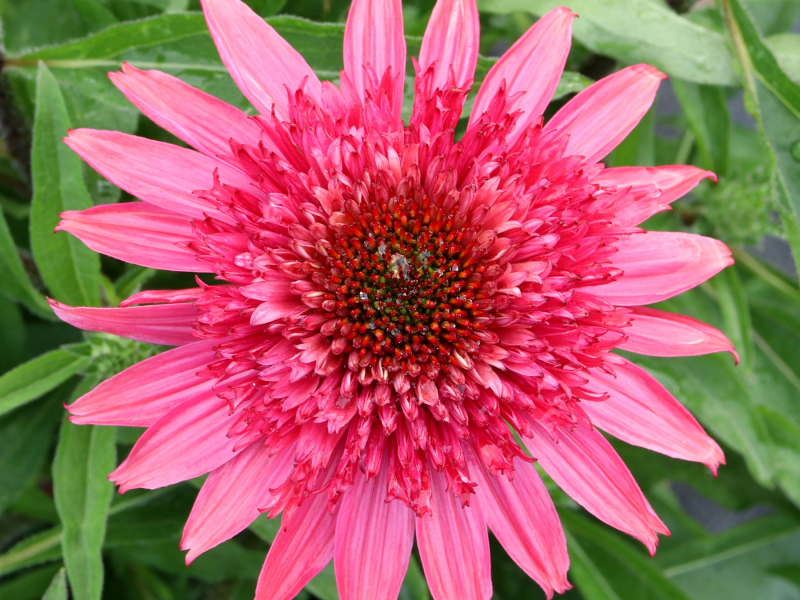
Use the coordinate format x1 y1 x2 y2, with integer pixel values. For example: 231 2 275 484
52 0 735 598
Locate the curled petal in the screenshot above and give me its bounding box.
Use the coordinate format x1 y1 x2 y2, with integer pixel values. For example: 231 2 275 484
597 165 716 226
110 63 265 158
201 0 322 118
591 232 733 306
67 339 218 427
621 306 738 361
419 0 480 90
584 358 725 474
57 203 207 273
523 421 668 555
545 64 666 164
471 7 574 139
334 460 415 600
416 467 492 600
50 299 197 346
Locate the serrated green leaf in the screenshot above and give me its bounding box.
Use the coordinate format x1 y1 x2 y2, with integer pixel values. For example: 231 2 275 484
0 348 89 418
30 63 100 307
0 209 53 319
672 79 730 175
477 0 738 85
561 510 691 600
722 0 800 276
53 377 116 600
0 392 63 512
41 568 68 600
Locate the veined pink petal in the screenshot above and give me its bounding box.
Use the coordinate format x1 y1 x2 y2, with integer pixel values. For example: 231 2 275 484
544 64 666 164
49 299 197 346
110 390 243 493
583 357 725 474
471 7 574 140
64 129 251 221
109 63 265 158
201 0 322 119
596 165 716 226
620 306 737 361
343 0 406 121
334 460 415 600
67 339 218 427
182 441 296 562
57 203 207 273
419 0 480 90
523 421 668 555
242 275 306 325
469 453 570 599
255 492 337 600
591 232 733 306
416 467 492 600
120 287 204 308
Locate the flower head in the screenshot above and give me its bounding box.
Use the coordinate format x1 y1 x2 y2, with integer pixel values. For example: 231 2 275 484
52 0 735 598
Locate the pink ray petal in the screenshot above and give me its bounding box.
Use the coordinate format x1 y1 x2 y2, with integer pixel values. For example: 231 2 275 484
471 7 574 141
544 64 666 164
120 287 204 307
523 421 668 555
419 0 480 90
67 339 219 427
416 468 492 600
109 63 265 158
335 460 415 600
201 0 322 119
57 203 207 273
49 299 198 346
596 165 716 226
182 441 297 562
64 129 252 221
110 388 245 493
584 357 725 474
468 452 570 599
590 231 733 306
343 0 406 122
620 306 737 361
242 275 307 325
255 492 338 600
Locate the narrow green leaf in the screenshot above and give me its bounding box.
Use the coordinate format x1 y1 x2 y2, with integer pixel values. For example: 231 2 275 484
477 0 738 85
758 406 800 506
608 105 655 168
53 377 116 600
399 557 430 600
0 295 25 373
41 569 68 600
0 209 53 319
0 565 62 600
30 63 100 307
672 79 730 175
0 529 64 578
0 348 89 418
766 33 800 83
0 392 64 512
305 563 339 600
713 268 753 371
561 510 691 600
722 0 800 276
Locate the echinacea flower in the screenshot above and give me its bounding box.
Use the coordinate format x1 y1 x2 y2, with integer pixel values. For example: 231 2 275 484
51 0 736 598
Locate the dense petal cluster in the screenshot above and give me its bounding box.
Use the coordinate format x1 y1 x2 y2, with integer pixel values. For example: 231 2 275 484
52 1 736 599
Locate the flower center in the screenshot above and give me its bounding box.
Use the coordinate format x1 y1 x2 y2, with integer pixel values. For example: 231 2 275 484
316 193 502 380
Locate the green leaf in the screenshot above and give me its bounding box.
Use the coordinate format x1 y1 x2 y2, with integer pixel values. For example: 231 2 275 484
0 295 26 373
305 563 339 600
758 406 800 505
30 63 100 307
714 268 754 372
655 514 800 600
477 0 738 85
722 0 800 277
53 377 116 600
0 209 53 319
41 569 68 600
0 392 63 513
561 510 691 600
399 557 430 600
608 105 655 168
766 33 800 83
0 565 62 600
0 348 89 418
672 79 730 175
0 529 64 579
